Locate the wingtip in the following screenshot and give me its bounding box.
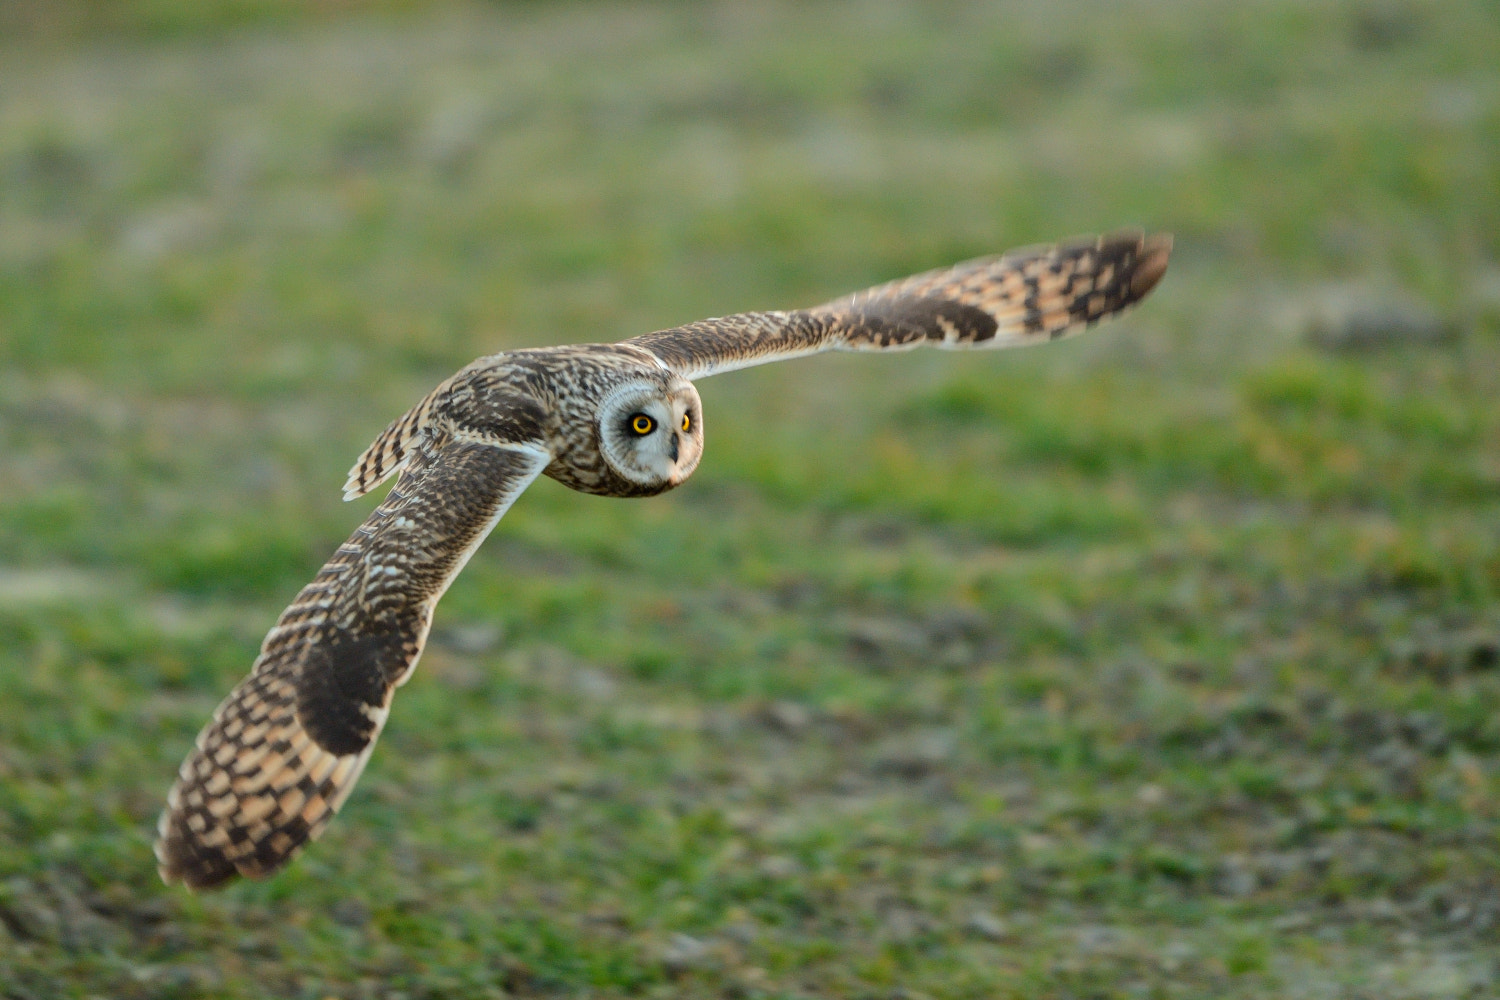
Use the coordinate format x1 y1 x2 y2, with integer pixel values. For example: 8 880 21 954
1130 231 1172 300
154 828 240 891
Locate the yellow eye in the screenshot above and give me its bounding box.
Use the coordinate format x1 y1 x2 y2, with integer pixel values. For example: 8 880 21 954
630 414 655 435
681 413 691 432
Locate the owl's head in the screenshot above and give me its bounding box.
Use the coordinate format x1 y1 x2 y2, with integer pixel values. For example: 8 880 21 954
596 374 703 493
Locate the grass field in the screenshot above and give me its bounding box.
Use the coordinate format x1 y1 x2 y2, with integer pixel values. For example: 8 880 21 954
2 1 1499 996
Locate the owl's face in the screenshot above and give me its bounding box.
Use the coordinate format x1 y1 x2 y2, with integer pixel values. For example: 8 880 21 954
597 375 703 492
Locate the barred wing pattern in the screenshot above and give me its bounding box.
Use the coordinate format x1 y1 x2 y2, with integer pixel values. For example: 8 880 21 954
627 230 1171 379
156 435 549 888
341 365 479 502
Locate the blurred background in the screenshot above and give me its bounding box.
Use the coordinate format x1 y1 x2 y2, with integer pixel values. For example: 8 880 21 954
2 1 1498 996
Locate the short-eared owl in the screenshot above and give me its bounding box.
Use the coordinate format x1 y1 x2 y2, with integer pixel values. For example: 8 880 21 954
158 230 1171 888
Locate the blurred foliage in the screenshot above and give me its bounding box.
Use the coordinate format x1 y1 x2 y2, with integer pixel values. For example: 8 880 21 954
1 0 444 40
2 0 1499 996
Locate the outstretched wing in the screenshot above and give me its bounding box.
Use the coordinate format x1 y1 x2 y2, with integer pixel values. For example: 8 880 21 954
625 230 1171 380
156 430 549 889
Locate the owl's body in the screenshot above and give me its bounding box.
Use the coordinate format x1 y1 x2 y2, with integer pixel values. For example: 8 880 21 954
158 231 1171 888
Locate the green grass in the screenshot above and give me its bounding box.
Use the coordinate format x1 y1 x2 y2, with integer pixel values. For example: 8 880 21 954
3 1 1500 996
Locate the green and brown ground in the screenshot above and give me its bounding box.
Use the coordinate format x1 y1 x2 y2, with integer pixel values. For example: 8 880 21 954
2 1 1499 996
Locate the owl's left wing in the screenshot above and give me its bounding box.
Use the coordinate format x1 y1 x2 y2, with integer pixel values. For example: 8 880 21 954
625 230 1170 380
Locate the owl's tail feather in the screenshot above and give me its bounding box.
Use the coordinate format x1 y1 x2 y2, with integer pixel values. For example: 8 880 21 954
342 391 441 501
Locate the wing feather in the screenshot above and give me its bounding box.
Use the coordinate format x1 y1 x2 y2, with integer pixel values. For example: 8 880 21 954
342 361 494 501
157 431 549 888
342 386 442 501
625 230 1170 379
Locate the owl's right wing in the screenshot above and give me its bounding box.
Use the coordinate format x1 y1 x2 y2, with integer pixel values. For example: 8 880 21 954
156 421 550 889
625 230 1170 380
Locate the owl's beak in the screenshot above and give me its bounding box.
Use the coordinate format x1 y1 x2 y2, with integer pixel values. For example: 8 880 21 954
668 434 680 462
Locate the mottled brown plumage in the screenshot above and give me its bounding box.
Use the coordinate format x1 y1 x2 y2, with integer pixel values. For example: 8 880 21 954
158 230 1171 888
158 436 550 887
627 230 1170 377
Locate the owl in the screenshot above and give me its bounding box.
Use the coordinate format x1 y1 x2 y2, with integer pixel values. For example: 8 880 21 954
157 230 1171 888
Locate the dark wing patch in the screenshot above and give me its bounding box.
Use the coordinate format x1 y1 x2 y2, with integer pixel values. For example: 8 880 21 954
818 230 1172 352
835 296 1000 349
626 230 1171 379
297 622 419 756
158 436 549 889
